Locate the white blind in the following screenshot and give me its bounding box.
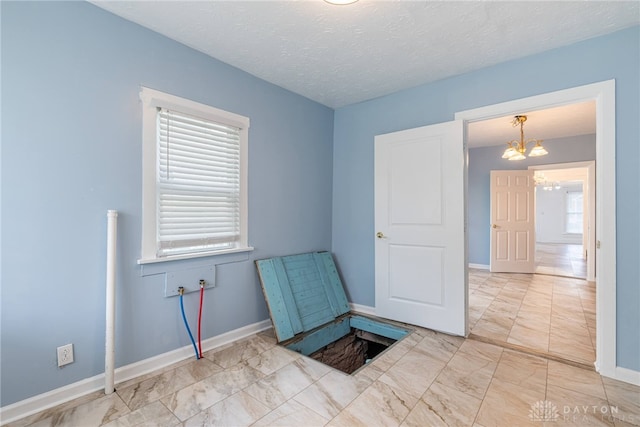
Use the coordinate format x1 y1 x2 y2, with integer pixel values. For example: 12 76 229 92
565 191 583 234
157 108 241 256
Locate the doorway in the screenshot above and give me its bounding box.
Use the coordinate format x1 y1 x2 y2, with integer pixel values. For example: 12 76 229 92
478 163 595 365
455 80 616 378
531 161 596 281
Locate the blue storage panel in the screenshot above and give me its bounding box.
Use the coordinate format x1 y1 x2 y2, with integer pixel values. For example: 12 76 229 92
285 315 410 356
255 252 351 342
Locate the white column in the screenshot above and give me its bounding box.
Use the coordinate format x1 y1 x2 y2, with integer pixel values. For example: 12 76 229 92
105 210 118 394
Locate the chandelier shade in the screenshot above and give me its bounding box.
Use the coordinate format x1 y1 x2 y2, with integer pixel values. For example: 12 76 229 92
324 0 358 4
501 115 548 161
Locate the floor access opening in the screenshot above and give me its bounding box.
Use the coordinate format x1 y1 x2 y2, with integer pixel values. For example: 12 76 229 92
306 326 397 374
284 313 409 375
256 252 410 374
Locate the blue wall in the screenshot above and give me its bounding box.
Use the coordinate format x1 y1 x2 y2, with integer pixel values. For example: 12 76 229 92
468 134 596 266
1 2 334 406
2 1 639 409
332 27 639 371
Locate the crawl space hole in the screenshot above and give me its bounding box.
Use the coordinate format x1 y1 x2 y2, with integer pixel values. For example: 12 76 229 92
256 251 409 374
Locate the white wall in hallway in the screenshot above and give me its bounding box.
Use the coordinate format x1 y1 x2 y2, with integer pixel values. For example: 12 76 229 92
536 183 583 244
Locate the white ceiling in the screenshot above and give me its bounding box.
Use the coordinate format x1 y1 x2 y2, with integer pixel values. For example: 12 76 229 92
467 101 596 148
90 0 637 143
534 168 588 185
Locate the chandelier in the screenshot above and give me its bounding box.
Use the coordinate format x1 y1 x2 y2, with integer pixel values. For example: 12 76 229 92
534 173 561 191
501 115 548 161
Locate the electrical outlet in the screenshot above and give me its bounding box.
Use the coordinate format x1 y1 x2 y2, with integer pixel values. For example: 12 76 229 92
57 344 74 367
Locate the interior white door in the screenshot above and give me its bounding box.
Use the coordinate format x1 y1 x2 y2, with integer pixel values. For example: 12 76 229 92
374 120 466 336
489 170 536 273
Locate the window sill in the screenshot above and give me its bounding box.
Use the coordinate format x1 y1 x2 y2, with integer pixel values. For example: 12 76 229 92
137 246 254 265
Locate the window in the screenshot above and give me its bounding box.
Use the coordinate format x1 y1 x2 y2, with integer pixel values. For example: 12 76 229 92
565 190 583 234
139 87 251 263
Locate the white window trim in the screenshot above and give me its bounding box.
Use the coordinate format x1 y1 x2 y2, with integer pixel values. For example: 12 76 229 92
138 87 252 264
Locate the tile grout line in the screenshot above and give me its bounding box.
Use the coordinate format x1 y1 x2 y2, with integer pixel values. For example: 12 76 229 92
503 276 527 346
469 342 507 427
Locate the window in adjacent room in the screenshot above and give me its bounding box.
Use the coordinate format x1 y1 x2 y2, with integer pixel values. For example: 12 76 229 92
565 190 583 234
139 87 251 263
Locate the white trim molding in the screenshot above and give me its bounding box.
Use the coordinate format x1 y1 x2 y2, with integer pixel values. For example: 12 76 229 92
612 366 640 387
0 320 272 426
349 303 376 316
469 263 489 270
456 80 620 382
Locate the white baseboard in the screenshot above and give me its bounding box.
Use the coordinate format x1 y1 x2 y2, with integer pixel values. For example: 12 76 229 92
469 263 489 270
349 303 375 316
613 365 640 386
0 319 272 426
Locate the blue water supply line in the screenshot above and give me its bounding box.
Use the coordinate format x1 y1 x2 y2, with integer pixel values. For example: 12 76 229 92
179 287 200 360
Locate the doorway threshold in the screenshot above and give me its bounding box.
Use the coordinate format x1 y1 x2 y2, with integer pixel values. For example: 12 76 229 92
533 271 588 281
468 333 594 371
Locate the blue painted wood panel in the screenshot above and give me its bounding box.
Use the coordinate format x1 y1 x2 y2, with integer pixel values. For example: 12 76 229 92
286 317 351 355
255 258 299 341
285 315 409 356
256 251 350 342
257 252 409 347
314 252 350 317
282 253 335 332
349 315 409 340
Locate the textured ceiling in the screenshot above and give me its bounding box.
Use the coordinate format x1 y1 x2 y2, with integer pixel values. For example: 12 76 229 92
90 1 639 109
89 1 636 145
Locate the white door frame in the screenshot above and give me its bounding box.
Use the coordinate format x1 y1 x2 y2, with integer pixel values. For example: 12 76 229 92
455 80 624 382
529 161 596 281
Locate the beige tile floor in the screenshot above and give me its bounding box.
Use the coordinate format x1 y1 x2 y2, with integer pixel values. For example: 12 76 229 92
4 247 635 427
535 243 587 279
7 318 639 426
469 268 596 366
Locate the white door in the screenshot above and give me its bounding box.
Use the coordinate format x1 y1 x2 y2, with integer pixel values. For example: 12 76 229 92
489 170 536 273
374 120 466 336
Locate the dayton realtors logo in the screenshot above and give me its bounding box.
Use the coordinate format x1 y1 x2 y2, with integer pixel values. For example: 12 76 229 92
529 400 559 422
529 400 627 423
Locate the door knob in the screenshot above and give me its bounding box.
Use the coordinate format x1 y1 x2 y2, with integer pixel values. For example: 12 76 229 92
376 232 385 239
492 224 498 229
